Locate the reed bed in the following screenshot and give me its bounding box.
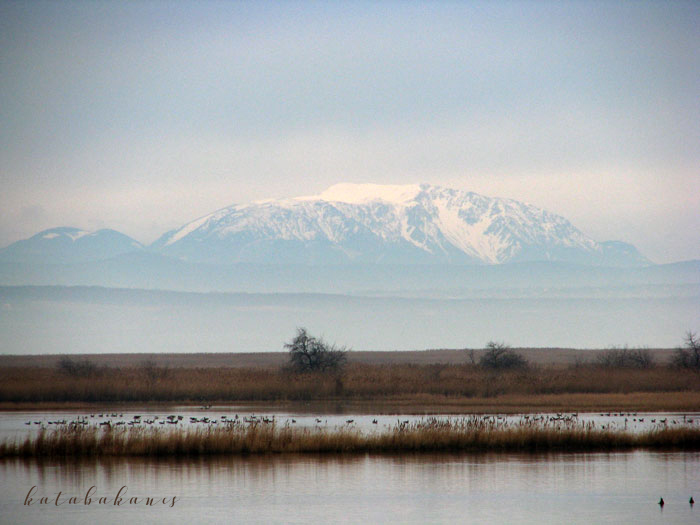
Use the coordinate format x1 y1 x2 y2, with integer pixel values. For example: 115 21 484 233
1 363 698 405
2 418 700 458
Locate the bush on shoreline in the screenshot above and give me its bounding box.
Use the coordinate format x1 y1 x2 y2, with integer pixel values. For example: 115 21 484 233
672 331 700 369
57 357 101 378
479 342 528 370
595 347 655 369
284 328 348 374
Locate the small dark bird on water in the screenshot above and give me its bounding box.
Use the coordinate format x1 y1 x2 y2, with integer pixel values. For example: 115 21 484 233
690 497 695 506
659 498 664 507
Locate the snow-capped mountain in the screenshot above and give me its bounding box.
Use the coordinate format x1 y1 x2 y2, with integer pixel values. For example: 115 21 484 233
0 227 143 263
152 183 650 266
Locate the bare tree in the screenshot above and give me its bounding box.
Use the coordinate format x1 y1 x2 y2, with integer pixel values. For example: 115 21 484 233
628 348 655 368
672 331 700 369
479 341 528 370
285 328 348 373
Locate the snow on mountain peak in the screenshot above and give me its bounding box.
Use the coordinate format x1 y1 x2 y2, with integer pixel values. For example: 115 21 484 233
151 183 649 266
305 183 423 205
66 230 91 241
39 227 91 242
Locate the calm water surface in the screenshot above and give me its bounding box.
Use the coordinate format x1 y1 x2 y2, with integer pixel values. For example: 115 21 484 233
1 452 698 524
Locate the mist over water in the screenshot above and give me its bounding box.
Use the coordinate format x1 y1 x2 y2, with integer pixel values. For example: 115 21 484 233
0 287 697 354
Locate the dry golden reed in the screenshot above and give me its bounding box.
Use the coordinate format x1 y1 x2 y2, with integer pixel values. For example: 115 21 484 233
2 418 699 458
1 363 698 405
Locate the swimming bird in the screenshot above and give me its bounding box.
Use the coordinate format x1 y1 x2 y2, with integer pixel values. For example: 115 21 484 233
659 497 664 507
690 497 694 506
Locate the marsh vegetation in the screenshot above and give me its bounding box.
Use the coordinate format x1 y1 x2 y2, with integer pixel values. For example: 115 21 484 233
2 416 699 458
2 361 699 411
2 334 697 413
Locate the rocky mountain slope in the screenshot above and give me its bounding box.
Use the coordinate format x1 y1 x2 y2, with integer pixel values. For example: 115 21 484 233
152 183 649 266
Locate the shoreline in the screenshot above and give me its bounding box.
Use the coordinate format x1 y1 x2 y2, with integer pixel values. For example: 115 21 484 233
2 391 700 414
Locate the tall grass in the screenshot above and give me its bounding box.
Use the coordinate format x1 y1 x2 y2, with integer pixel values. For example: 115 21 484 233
2 419 699 458
1 363 698 405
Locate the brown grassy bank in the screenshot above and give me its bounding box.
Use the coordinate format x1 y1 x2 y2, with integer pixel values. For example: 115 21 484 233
1 362 699 412
2 363 698 402
2 419 700 458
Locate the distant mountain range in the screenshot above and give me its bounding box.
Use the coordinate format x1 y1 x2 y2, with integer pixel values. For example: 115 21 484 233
1 183 650 266
2 185 695 353
0 227 143 263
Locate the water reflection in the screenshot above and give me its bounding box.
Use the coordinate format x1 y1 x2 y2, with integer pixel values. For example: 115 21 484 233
1 452 698 524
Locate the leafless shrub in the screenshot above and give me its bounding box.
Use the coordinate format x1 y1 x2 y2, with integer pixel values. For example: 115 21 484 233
671 331 700 369
479 341 528 370
628 348 655 368
595 346 655 369
284 328 348 373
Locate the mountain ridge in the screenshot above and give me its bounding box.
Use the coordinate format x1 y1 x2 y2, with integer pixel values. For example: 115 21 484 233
152 183 650 266
1 183 651 266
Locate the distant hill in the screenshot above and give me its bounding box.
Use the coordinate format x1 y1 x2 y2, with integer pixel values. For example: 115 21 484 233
0 227 143 263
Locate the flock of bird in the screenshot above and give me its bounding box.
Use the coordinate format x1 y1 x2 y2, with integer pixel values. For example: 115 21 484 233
21 411 360 430
20 410 700 433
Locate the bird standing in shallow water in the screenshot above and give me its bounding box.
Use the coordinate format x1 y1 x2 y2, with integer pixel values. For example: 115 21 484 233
690 497 694 506
659 498 664 507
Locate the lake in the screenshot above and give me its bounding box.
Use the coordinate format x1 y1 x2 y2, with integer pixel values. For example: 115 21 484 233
0 409 699 523
0 451 698 524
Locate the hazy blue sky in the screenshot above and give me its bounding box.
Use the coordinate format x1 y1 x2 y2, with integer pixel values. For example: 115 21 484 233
1 1 698 263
